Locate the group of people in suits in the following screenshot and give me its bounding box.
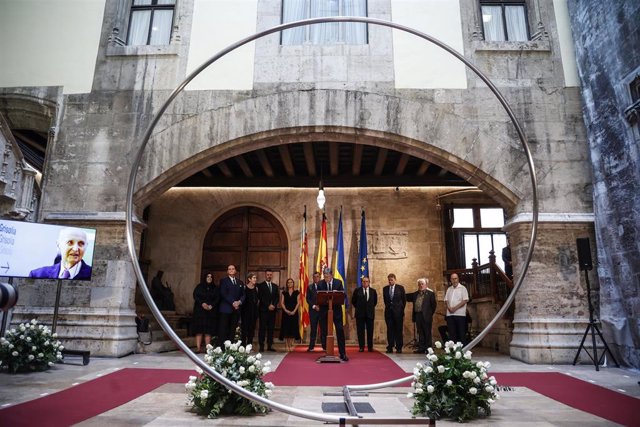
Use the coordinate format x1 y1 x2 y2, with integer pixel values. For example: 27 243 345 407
191 263 469 357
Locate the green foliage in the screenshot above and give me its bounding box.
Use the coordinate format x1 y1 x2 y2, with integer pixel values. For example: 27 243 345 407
409 341 499 423
0 319 64 374
185 340 274 419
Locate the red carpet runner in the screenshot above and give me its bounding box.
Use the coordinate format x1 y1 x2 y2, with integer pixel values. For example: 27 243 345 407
0 353 637 426
493 372 638 427
263 345 410 386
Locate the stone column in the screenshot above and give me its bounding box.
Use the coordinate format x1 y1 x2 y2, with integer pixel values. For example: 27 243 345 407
507 219 598 363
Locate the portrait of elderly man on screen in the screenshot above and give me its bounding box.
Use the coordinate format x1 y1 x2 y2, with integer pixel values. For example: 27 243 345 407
29 228 92 280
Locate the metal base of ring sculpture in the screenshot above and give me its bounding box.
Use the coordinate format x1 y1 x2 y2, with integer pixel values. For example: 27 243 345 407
125 16 539 423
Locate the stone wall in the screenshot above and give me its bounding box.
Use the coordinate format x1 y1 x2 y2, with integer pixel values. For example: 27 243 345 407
567 0 640 368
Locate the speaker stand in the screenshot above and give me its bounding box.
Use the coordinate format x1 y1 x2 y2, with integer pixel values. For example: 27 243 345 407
572 270 619 371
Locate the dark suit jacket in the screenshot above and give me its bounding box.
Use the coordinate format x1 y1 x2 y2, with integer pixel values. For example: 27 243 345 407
29 260 92 280
406 289 437 323
352 286 377 319
257 281 279 312
383 284 406 317
219 276 245 314
317 278 344 312
306 281 321 318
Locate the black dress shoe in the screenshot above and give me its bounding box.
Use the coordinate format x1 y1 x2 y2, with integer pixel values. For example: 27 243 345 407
386 349 393 354
340 354 349 361
396 350 403 354
359 348 364 352
306 348 314 352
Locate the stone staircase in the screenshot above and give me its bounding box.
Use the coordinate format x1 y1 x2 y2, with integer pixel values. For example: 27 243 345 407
136 305 195 353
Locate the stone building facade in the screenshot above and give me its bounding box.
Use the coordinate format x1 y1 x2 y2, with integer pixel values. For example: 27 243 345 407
2 0 630 366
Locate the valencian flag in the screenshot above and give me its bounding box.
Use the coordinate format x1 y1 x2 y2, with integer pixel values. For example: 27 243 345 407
332 207 348 324
298 208 310 339
357 208 369 288
315 212 328 274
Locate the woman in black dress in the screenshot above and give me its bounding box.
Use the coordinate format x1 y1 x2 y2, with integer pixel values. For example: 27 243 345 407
279 278 300 351
192 272 219 352
241 272 259 347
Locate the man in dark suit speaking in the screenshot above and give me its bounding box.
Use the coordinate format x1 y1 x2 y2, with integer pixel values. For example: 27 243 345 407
29 228 92 280
351 276 377 352
318 267 348 361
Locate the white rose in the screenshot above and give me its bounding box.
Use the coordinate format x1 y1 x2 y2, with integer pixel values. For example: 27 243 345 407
265 382 274 389
262 366 271 374
455 351 462 359
445 341 454 348
484 361 491 369
469 387 478 395
214 347 222 354
200 390 209 399
44 341 50 346
224 340 231 348
8 344 14 349
469 371 477 379
32 346 37 351
227 356 235 364
413 368 420 375
427 347 434 354
19 335 25 340
195 366 203 374
265 389 273 396
429 355 438 362
446 379 453 387
28 354 35 360
256 353 262 360
462 371 471 378
230 343 238 351
444 347 451 354
435 341 442 349
247 356 256 363
437 365 446 374
246 344 252 352
221 370 227 377
485 385 494 392
238 346 245 353
415 362 423 369
188 375 197 382
414 388 423 394
19 325 25 331
464 351 472 359
31 319 37 324
48 362 54 366
456 341 463 348
473 377 481 384
38 353 43 358
248 365 256 373
239 366 245 374
12 351 18 357
59 346 64 350
488 398 495 404
30 325 35 330
476 361 484 368
427 385 434 393
52 333 58 338
425 366 433 374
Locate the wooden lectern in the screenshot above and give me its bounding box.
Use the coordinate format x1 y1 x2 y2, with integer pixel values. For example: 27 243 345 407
316 290 345 363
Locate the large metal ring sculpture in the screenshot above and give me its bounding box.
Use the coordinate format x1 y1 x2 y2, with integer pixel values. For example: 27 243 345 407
126 16 539 423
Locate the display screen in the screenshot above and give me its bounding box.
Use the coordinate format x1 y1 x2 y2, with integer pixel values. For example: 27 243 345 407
0 219 96 281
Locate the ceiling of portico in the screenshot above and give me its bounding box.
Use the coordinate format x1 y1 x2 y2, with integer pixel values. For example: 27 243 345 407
176 140 470 188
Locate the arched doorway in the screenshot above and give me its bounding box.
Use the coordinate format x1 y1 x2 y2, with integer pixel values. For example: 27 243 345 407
201 206 288 286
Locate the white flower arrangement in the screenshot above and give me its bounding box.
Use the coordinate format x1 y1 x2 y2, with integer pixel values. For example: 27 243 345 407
0 319 63 374
409 341 499 422
185 340 273 418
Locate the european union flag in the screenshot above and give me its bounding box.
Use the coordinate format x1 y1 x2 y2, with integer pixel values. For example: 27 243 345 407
357 209 369 288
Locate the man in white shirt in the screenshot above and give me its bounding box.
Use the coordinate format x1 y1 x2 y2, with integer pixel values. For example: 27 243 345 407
444 273 469 344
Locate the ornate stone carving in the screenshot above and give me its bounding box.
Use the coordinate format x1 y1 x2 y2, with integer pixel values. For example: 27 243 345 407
369 231 408 259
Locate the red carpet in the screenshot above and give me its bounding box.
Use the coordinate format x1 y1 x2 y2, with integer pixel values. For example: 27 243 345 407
493 372 638 427
0 368 195 427
263 345 411 386
0 363 637 426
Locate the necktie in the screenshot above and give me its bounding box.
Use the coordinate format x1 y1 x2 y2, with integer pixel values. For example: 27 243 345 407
61 269 70 279
232 278 236 285
365 288 369 301
329 282 332 291
390 286 394 300
268 282 271 294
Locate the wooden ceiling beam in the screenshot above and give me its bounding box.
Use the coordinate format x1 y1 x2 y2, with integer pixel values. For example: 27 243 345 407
395 153 410 175
302 142 316 176
278 145 295 177
235 155 253 178
217 161 233 178
12 129 46 154
201 168 213 177
374 148 388 175
352 144 363 176
329 143 339 176
256 149 274 177
416 161 431 176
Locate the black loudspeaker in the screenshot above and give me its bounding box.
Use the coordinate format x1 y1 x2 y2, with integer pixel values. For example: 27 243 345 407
576 238 593 271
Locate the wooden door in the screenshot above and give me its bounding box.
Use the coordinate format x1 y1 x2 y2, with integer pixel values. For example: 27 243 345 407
201 206 288 288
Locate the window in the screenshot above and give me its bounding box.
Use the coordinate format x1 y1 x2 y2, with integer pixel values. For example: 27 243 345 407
281 0 368 45
446 206 507 269
480 1 528 42
127 0 175 46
